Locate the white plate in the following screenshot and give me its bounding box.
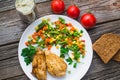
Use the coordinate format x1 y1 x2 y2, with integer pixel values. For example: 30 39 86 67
18 15 93 80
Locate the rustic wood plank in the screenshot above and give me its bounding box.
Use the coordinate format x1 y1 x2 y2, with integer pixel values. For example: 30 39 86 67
107 75 120 80
88 20 120 42
4 74 29 80
81 59 120 80
0 0 120 46
83 63 120 80
0 0 50 12
0 20 120 80
0 43 18 60
0 0 120 79
0 57 24 80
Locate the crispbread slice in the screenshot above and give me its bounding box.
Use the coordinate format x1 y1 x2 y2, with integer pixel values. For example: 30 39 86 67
113 50 120 61
93 33 120 63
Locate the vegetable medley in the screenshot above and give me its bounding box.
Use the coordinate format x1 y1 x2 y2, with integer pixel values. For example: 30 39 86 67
21 17 86 68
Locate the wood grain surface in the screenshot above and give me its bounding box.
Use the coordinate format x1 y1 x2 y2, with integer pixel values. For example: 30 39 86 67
0 0 120 80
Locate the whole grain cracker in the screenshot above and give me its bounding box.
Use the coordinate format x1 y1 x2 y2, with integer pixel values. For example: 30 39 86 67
93 33 120 63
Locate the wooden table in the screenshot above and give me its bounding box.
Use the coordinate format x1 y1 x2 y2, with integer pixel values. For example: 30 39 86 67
0 0 120 80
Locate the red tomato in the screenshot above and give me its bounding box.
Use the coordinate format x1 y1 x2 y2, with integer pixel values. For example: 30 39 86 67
51 0 65 14
67 5 80 18
80 13 96 29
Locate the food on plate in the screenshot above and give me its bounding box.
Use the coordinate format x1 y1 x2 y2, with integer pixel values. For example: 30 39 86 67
93 33 120 63
67 5 80 18
32 48 46 80
80 13 96 29
113 50 120 61
51 0 65 14
21 45 36 65
32 49 67 79
45 50 67 77
20 16 88 80
22 17 86 67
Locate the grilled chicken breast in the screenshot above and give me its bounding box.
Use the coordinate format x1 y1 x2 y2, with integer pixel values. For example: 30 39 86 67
45 50 67 77
32 48 46 80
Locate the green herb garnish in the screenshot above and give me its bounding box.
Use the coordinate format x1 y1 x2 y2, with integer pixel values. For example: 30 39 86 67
60 46 69 58
73 63 77 68
66 57 73 65
21 45 36 65
59 17 65 24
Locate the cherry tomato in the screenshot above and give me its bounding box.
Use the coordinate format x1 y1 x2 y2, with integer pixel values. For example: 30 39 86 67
67 5 80 18
51 0 65 14
80 13 96 29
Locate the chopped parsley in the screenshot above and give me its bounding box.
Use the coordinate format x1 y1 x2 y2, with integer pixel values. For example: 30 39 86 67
21 45 36 65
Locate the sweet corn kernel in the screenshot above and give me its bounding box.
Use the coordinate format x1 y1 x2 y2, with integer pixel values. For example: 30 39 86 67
42 18 45 21
32 39 36 43
35 26 39 31
56 36 59 39
47 18 50 21
75 28 78 31
70 31 73 34
70 55 74 60
47 34 50 37
51 38 55 41
72 41 76 44
81 42 85 45
76 41 80 45
65 38 68 41
28 35 32 39
77 58 80 62
59 34 62 37
80 33 83 36
50 40 53 43
56 45 59 49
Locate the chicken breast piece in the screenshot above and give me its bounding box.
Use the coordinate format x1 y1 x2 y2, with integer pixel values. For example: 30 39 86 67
32 48 46 80
45 50 67 77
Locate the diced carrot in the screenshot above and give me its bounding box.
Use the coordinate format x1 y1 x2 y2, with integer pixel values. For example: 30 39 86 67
75 37 79 40
65 23 69 26
38 30 43 34
59 26 63 30
45 38 50 43
68 38 71 40
32 34 37 40
48 45 52 50
37 33 41 36
81 50 85 55
41 35 45 39
25 41 29 46
30 41 36 44
79 44 83 49
43 26 47 30
34 32 38 36
70 27 75 31
69 41 72 45
40 30 43 33
66 23 73 27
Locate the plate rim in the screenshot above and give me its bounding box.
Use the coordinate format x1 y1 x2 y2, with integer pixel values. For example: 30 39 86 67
18 14 93 80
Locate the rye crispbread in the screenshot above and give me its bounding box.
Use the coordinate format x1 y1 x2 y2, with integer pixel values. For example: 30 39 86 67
93 33 120 63
113 50 120 61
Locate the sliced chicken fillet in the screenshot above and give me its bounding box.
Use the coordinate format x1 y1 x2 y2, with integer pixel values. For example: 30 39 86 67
45 50 67 77
32 48 46 80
